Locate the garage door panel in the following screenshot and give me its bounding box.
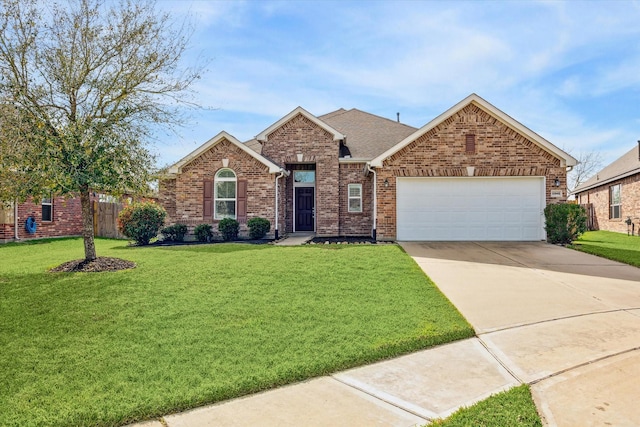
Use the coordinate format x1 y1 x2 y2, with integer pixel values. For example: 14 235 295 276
397 177 544 241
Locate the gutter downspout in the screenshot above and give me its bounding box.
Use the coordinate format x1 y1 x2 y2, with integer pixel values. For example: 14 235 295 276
366 163 377 240
274 169 289 240
13 200 19 240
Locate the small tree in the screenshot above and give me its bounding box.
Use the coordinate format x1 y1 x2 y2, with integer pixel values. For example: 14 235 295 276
0 0 201 261
544 204 587 244
118 202 166 245
568 150 605 192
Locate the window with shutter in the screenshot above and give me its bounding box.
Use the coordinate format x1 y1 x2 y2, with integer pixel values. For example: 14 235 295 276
214 169 237 220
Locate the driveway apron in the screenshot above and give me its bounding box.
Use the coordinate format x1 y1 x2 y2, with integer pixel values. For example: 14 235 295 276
401 241 640 426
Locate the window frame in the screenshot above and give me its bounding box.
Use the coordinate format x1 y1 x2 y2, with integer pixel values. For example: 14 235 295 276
41 196 53 222
347 183 363 213
609 184 621 219
214 168 237 220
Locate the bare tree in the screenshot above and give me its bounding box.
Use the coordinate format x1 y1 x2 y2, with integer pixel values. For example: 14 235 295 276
568 150 605 192
0 0 200 261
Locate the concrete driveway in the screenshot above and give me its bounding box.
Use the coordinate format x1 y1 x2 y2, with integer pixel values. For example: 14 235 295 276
401 241 640 426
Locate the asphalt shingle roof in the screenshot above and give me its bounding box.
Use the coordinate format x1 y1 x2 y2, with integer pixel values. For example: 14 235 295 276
243 108 417 161
319 108 417 160
574 145 640 193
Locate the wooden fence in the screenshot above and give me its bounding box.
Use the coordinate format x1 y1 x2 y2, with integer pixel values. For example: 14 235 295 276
93 201 126 239
580 203 595 231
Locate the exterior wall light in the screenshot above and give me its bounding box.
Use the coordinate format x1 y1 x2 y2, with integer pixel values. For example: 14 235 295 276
554 177 561 187
384 178 389 188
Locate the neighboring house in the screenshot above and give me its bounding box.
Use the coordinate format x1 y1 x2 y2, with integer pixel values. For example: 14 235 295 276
0 193 143 243
159 93 577 241
574 143 640 234
0 196 83 242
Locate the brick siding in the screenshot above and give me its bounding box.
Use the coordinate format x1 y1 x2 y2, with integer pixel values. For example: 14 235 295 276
262 113 340 236
577 174 640 234
0 196 83 242
159 138 276 239
338 162 373 236
375 104 567 240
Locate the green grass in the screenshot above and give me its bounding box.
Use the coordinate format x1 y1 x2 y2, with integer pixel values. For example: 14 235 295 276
570 230 640 267
0 238 473 427
428 385 542 427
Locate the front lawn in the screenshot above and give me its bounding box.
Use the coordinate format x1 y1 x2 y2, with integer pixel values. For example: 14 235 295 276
571 230 640 267
0 238 473 427
428 385 542 427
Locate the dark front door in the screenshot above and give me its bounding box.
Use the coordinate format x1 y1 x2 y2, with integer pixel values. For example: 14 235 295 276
295 187 314 231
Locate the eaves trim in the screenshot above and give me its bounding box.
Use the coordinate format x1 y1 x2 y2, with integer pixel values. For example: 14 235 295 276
370 93 578 168
167 131 282 174
256 106 346 142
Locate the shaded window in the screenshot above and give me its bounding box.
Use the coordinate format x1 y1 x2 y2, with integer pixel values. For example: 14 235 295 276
609 184 621 219
348 184 362 213
214 169 236 220
42 197 53 222
465 134 476 153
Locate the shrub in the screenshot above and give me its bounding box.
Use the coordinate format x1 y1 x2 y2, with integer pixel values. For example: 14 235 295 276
218 218 239 241
544 203 587 244
247 217 271 239
117 202 167 245
194 224 213 242
161 224 188 242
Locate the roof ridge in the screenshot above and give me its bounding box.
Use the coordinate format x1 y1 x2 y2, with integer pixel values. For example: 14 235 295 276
574 145 640 193
318 108 348 120
347 108 418 130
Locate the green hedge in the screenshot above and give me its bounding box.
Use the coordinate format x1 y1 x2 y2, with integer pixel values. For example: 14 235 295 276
544 203 587 244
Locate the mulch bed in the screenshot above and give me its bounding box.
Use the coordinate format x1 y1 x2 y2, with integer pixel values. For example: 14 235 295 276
309 236 383 245
49 257 136 273
148 239 274 246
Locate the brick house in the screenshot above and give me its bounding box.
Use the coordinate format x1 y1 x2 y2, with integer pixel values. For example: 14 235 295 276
0 196 84 242
574 144 640 234
159 94 577 241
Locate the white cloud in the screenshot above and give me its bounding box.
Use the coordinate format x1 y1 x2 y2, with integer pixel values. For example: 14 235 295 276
150 0 640 169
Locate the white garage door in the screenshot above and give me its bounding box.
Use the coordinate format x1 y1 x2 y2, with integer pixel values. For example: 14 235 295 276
396 177 545 241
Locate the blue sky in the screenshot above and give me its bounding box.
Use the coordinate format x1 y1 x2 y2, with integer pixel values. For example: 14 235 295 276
154 0 640 170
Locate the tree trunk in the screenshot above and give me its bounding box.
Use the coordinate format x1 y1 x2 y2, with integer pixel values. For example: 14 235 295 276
80 187 97 261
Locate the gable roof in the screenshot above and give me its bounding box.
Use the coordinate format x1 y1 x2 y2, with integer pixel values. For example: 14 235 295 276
370 93 578 168
256 106 345 142
573 145 640 194
244 138 262 153
320 108 417 160
167 131 282 175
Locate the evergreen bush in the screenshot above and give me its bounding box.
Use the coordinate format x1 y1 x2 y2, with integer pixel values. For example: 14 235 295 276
247 217 271 239
218 218 239 241
160 224 188 242
544 203 587 244
117 202 167 245
194 224 214 242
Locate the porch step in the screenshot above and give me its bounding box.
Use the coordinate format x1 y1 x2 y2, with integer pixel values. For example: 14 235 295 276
275 233 315 246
